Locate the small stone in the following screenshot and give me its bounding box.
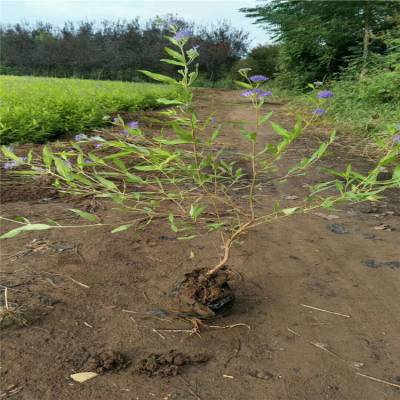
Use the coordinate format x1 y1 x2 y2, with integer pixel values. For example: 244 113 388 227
362 259 379 269
327 223 349 234
383 261 400 269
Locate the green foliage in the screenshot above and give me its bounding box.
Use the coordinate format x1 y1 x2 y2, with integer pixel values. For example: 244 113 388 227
193 74 236 89
242 0 400 87
1 22 398 280
232 45 279 80
0 76 183 144
328 70 400 136
0 19 249 84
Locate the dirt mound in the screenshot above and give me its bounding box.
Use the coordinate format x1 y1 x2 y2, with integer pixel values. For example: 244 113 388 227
83 350 130 373
136 350 209 378
168 268 235 319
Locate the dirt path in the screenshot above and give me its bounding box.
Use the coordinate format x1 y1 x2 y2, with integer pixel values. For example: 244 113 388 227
1 89 399 400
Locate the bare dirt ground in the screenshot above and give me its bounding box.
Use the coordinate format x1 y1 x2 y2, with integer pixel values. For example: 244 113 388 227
1 89 399 400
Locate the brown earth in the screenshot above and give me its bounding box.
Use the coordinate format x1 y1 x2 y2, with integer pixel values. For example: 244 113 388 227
1 89 399 400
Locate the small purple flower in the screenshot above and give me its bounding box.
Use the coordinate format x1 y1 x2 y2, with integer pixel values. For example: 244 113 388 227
211 117 217 124
127 121 139 129
3 156 27 170
258 90 272 98
94 143 103 149
173 29 192 41
3 160 18 170
74 133 88 141
240 90 254 97
393 134 400 144
249 75 269 82
240 88 272 98
313 108 327 116
317 90 333 99
112 117 119 123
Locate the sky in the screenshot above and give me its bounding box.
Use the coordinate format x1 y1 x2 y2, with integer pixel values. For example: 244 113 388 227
0 0 272 46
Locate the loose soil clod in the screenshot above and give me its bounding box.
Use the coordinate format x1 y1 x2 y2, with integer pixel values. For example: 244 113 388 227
83 350 130 373
168 268 235 320
136 350 209 378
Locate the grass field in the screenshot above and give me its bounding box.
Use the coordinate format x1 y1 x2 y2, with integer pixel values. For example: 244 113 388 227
0 76 182 144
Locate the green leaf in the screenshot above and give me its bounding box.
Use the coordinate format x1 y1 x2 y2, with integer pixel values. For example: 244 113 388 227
160 59 185 67
177 235 197 241
259 111 273 125
95 175 118 191
189 204 207 221
54 158 72 180
1 145 20 161
88 153 106 165
27 149 33 164
73 173 93 186
134 164 160 172
138 70 177 84
154 137 191 145
172 123 194 142
125 172 144 184
271 122 290 138
46 218 60 226
282 207 298 215
207 222 225 231
0 224 52 240
113 158 127 171
164 47 185 62
168 212 178 233
210 128 220 142
111 224 133 233
157 98 184 105
12 170 42 175
235 80 252 89
42 146 53 169
393 165 400 180
241 129 256 142
69 209 98 222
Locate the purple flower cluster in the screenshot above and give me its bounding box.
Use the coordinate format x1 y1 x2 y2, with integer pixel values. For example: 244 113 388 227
3 157 27 170
127 121 139 129
74 133 88 141
317 90 334 99
393 134 400 144
241 88 272 98
3 160 18 170
173 29 192 41
249 75 269 83
313 108 327 116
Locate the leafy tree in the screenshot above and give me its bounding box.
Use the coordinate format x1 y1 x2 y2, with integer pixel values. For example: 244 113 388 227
0 18 249 82
241 0 400 87
232 44 279 80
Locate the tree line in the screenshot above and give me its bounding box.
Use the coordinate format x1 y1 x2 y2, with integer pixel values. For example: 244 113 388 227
0 17 249 82
241 0 400 87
